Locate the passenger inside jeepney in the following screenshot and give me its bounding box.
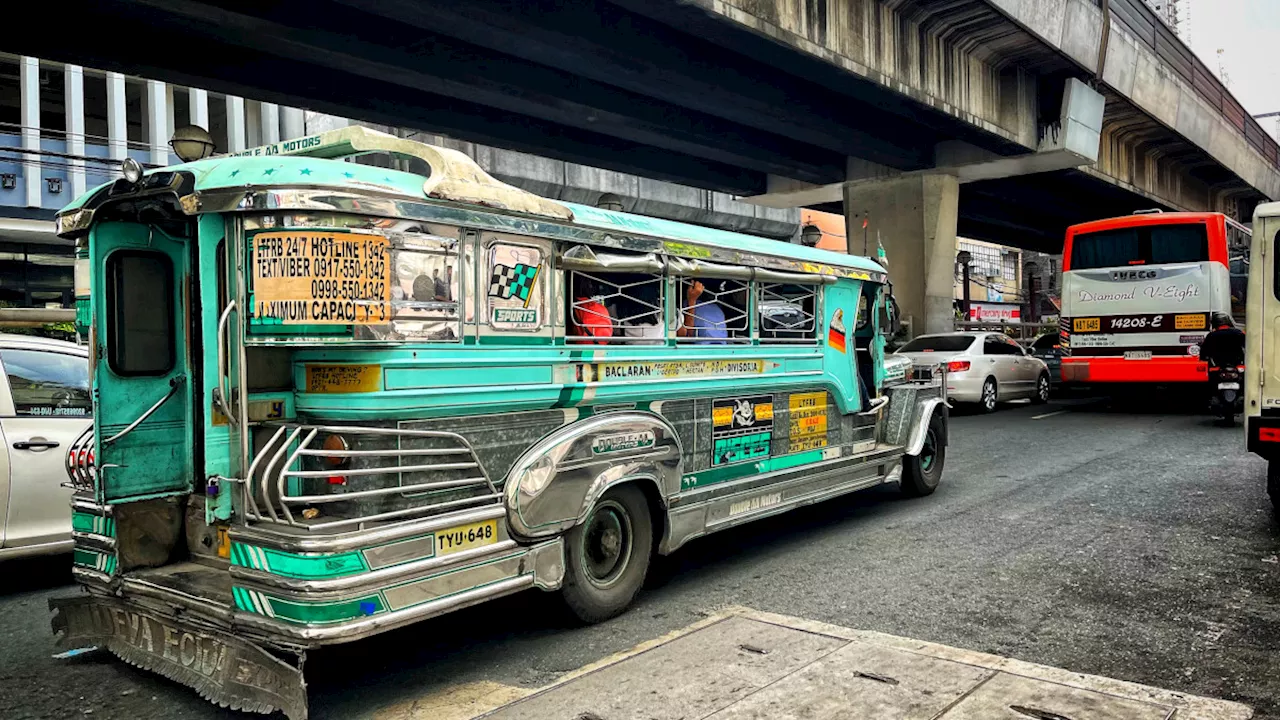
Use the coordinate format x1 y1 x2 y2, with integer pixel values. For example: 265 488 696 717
619 282 665 345
678 279 745 343
571 276 615 343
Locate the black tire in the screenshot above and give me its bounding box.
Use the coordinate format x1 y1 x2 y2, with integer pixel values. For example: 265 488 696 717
979 377 998 413
1269 461 1280 514
561 484 653 623
901 411 946 497
1032 373 1051 405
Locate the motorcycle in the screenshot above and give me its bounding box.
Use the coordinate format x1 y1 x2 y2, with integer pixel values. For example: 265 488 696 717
1208 364 1245 426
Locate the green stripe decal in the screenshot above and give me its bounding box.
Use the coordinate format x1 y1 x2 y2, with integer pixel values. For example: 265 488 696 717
264 594 385 624
681 449 828 490
230 542 369 578
71 512 115 536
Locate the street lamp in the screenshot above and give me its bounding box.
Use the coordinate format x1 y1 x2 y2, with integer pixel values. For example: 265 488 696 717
169 125 216 163
799 224 822 247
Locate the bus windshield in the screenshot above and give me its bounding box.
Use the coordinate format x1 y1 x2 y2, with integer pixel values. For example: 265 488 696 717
1069 223 1208 270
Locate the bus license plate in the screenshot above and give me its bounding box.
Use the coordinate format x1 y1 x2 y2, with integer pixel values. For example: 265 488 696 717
1219 382 1240 390
1123 351 1152 360
1073 317 1100 332
436 519 498 556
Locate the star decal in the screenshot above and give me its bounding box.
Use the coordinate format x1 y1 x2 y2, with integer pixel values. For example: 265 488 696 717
263 168 276 176
229 169 239 177
343 171 355 179
300 168 312 176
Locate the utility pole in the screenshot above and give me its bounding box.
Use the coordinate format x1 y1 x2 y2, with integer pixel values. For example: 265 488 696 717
957 250 973 322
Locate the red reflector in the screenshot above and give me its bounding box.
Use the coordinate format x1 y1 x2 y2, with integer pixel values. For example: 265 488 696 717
327 475 347 485
1260 428 1280 443
947 361 971 372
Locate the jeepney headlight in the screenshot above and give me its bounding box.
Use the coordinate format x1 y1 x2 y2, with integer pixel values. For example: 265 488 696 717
519 455 556 498
122 157 144 185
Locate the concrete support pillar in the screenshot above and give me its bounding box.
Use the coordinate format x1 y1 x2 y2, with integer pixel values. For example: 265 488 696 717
281 107 305 140
105 72 127 164
189 88 209 129
843 174 959 337
225 95 246 152
64 64 86 199
259 102 281 144
19 56 40 207
145 80 168 166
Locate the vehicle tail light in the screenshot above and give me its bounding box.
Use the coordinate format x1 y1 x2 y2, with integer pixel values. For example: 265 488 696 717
947 361 971 372
1260 428 1280 443
321 434 350 485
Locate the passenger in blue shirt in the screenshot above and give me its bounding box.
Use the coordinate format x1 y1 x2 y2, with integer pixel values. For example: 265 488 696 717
677 280 728 343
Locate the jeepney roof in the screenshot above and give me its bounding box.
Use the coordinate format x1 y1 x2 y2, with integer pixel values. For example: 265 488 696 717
57 126 885 279
564 202 886 275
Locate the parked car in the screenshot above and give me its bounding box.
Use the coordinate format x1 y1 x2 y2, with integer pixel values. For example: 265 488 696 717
896 331 1051 412
1028 333 1065 388
0 333 91 560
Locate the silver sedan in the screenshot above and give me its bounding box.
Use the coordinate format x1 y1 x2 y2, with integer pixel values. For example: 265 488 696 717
896 332 1052 412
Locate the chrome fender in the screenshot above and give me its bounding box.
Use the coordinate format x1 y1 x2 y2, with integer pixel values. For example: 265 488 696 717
905 399 949 456
504 412 683 539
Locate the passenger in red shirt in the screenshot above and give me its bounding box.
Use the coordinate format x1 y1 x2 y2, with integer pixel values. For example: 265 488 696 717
572 279 614 343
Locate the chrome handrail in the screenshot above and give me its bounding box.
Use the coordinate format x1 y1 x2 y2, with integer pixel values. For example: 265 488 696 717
215 301 238 426
102 376 185 445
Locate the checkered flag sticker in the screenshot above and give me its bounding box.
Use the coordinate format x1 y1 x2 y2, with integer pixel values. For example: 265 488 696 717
489 263 540 306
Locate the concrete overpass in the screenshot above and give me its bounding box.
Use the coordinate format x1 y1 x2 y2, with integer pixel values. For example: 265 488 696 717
23 0 1278 332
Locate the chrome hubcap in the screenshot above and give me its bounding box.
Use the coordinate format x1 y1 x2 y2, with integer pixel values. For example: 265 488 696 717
582 500 632 588
1039 378 1049 399
983 384 995 408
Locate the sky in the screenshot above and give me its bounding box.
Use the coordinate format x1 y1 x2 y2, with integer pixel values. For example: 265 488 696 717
1184 0 1280 118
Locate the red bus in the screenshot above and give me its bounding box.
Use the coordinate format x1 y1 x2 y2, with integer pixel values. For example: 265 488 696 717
1059 211 1249 385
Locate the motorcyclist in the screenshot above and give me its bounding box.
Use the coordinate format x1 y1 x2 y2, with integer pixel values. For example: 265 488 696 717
1199 312 1245 369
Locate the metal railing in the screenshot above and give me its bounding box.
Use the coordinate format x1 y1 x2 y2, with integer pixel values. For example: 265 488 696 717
241 424 500 533
953 320 1058 343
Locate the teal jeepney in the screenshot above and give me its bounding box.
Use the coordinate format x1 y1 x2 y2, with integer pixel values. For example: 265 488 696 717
52 127 948 719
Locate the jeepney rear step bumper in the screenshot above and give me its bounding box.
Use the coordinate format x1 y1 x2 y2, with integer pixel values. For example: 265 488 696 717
96 538 564 647
55 537 565 719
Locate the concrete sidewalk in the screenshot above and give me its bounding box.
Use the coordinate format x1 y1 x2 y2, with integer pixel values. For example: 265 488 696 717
377 607 1253 720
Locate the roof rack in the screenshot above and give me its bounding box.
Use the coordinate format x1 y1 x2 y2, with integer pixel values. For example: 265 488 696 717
231 126 573 221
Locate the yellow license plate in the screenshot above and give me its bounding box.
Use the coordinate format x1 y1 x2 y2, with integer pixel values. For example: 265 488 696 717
435 519 498 556
1175 313 1206 330
1073 317 1100 332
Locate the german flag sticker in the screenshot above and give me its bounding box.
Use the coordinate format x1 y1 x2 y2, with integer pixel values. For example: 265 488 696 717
828 308 847 354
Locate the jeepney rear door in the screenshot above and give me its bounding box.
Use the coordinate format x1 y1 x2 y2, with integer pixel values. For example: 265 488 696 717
91 220 196 503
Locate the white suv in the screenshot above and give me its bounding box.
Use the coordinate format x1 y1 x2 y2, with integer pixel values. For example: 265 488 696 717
0 333 91 560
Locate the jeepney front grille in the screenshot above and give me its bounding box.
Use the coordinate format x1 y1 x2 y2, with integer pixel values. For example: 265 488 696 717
243 424 499 533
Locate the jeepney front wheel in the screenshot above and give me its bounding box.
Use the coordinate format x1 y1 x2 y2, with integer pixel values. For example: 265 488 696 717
900 411 946 497
562 484 654 623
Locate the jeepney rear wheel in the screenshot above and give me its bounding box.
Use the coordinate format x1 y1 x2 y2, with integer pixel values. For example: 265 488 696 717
562 484 653 623
900 412 945 497
1268 460 1280 514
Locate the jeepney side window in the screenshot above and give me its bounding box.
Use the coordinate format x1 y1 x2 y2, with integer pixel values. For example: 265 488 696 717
382 232 460 341
568 267 665 344
758 282 818 342
675 276 749 344
105 250 175 376
486 242 546 331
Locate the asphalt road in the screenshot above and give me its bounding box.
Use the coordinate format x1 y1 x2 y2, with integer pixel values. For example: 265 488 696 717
3 394 1279 720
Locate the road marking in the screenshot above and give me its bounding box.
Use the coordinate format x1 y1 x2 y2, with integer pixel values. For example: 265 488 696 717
1032 409 1069 420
